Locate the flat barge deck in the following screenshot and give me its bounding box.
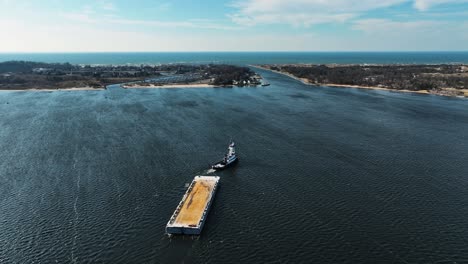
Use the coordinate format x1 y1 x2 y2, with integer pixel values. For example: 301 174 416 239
166 176 220 235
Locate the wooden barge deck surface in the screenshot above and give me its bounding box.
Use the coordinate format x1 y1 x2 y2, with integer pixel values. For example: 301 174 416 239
166 176 220 235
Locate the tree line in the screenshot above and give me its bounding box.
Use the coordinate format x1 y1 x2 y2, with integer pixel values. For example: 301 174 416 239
274 64 467 91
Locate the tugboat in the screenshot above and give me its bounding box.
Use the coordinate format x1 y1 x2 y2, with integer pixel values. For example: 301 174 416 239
211 141 238 170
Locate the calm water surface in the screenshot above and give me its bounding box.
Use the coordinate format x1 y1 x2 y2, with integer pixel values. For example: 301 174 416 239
0 69 467 263
1 52 468 65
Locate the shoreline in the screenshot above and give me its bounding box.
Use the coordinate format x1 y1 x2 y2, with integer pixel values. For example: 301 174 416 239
0 86 105 92
122 83 216 89
251 65 467 98
0 62 259 92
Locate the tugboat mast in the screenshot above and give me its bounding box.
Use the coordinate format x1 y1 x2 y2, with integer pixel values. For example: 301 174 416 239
228 141 235 157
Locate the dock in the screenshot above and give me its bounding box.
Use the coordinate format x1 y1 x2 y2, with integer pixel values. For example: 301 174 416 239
166 176 220 235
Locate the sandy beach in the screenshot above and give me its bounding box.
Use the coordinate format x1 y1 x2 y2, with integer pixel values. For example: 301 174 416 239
122 83 216 89
252 65 466 98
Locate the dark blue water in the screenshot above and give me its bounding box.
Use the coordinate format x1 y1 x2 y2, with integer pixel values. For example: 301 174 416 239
1 52 468 65
0 68 468 263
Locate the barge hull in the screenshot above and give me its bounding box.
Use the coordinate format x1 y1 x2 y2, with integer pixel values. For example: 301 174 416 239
166 176 220 235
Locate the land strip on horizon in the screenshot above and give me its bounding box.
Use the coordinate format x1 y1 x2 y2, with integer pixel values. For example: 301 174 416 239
254 64 468 98
0 61 262 90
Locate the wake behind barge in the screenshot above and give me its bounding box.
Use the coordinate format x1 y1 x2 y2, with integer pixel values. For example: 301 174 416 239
166 176 220 235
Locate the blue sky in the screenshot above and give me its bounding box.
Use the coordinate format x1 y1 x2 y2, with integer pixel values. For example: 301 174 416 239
0 0 467 52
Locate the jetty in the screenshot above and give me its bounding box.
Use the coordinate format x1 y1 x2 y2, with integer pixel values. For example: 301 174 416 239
166 176 220 235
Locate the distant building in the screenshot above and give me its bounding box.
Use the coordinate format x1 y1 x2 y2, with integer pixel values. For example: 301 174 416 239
32 68 52 74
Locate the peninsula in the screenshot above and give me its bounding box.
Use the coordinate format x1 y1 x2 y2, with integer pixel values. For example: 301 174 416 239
256 64 468 98
0 61 261 90
122 64 262 89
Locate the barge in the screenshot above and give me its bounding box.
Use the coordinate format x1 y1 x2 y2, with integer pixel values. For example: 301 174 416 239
166 176 220 235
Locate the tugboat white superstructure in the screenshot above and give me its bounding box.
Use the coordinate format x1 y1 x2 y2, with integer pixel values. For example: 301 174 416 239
211 141 238 170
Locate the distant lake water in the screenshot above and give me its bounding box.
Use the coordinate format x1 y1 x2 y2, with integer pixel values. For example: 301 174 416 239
0 56 468 263
1 52 468 65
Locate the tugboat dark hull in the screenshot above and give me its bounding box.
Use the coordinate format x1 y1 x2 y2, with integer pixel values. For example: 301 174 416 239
212 157 238 171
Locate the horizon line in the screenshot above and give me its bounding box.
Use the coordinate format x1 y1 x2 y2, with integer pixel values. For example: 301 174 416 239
1 51 468 54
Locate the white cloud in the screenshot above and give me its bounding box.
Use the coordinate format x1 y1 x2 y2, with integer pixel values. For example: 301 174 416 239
59 11 241 30
413 0 468 11
229 12 356 27
233 0 406 13
230 0 407 26
352 18 441 33
97 0 117 11
230 0 468 26
102 2 116 11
